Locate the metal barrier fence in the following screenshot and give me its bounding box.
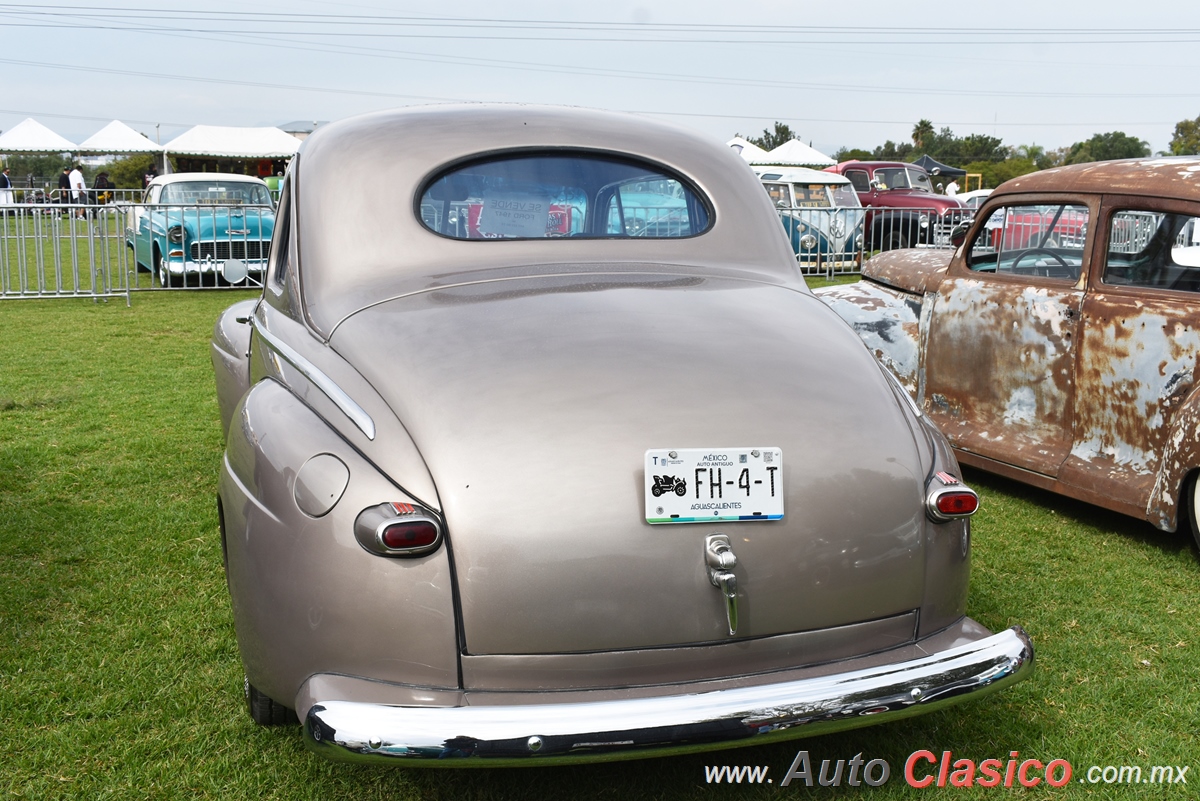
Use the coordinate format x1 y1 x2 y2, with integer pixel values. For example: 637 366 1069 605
0 204 131 302
2 198 979 299
0 201 271 300
775 205 975 278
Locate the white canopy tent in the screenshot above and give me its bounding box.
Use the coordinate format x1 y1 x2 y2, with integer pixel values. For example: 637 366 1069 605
758 139 835 168
0 118 78 153
77 120 160 154
726 136 772 164
162 125 301 158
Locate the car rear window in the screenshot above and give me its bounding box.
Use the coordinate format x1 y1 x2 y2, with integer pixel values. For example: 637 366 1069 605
418 152 712 239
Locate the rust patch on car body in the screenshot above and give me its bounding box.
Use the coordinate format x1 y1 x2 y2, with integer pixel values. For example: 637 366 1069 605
862 248 953 295
817 280 923 396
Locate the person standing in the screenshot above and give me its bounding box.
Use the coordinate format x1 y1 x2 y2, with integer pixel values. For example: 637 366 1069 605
69 163 86 218
944 179 960 197
58 167 71 214
0 167 13 212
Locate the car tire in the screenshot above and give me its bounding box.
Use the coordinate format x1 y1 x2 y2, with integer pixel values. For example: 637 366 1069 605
651 485 663 497
1186 475 1200 553
155 249 172 288
245 676 298 726
886 230 909 250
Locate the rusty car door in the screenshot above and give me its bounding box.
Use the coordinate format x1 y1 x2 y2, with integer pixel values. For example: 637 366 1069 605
922 198 1095 477
1059 196 1200 518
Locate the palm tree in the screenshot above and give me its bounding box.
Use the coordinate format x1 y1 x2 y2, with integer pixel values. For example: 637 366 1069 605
912 119 934 150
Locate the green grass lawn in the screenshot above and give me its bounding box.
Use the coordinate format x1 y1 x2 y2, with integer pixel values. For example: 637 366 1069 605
2 291 1198 799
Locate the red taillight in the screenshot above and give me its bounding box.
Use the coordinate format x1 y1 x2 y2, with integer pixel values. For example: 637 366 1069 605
354 502 443 557
935 491 978 517
926 475 979 522
381 520 439 550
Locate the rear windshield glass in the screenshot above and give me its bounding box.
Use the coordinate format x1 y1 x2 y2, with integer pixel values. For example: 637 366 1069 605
419 152 712 239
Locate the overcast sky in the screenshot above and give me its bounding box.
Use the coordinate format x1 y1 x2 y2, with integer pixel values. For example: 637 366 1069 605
3 0 1199 157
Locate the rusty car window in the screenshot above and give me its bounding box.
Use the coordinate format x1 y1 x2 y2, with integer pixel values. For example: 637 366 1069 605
1102 210 1200 291
966 203 1088 282
419 152 712 239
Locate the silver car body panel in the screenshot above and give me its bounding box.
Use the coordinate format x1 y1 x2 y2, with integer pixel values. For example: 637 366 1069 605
330 272 929 655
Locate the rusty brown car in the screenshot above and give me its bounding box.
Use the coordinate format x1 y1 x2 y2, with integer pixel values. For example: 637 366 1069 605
816 157 1200 549
209 104 1033 766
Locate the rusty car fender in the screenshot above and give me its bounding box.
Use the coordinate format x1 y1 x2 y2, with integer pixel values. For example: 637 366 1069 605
1148 377 1200 531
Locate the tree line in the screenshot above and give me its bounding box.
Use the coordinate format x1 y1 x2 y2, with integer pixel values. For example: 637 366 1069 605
5 153 169 190
742 115 1200 189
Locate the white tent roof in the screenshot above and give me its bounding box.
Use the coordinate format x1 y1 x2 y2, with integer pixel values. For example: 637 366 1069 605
78 120 160 154
163 125 301 158
726 136 772 164
0 118 78 153
757 139 835 168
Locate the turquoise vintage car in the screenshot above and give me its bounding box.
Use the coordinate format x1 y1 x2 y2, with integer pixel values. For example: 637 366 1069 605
755 167 865 270
128 173 275 287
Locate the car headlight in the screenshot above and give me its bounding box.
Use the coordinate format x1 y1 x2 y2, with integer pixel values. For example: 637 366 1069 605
918 214 930 229
799 234 818 250
855 233 864 249
167 226 185 243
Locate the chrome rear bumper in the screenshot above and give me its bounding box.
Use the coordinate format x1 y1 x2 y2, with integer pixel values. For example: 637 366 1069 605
303 625 1032 766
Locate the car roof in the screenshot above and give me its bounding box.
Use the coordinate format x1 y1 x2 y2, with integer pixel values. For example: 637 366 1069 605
293 104 802 337
995 157 1200 201
150 172 269 186
755 167 851 185
837 161 917 171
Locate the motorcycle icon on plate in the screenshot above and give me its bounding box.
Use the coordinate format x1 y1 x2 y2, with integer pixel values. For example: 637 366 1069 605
651 475 687 497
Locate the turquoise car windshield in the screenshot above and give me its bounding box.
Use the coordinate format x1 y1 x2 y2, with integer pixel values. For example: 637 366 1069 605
160 181 273 205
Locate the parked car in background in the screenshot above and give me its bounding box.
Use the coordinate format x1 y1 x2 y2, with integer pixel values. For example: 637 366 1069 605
826 160 970 251
128 173 274 287
815 157 1200 550
957 188 993 210
754 166 865 269
210 104 1031 766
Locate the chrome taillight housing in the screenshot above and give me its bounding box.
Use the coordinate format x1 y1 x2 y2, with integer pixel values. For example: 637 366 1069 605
354 501 444 557
925 471 979 522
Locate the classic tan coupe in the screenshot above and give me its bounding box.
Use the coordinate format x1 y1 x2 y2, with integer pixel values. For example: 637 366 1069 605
210 104 1031 765
817 158 1200 550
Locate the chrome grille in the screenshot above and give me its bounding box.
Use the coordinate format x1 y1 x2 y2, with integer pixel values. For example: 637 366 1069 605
190 240 270 261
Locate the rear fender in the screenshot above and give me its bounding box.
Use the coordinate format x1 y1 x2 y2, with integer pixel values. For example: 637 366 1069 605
1148 380 1200 531
220 379 460 707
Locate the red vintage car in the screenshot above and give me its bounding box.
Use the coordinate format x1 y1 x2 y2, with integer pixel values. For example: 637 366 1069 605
826 160 970 250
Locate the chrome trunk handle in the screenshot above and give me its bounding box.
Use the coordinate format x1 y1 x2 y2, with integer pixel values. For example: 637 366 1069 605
704 535 739 636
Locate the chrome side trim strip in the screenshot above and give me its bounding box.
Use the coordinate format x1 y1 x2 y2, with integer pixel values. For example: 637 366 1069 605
251 317 376 440
303 626 1033 766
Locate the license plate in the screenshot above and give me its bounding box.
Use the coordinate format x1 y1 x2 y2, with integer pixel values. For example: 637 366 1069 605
644 448 783 524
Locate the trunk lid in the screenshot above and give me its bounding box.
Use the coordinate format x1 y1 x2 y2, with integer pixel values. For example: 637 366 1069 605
331 269 927 656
